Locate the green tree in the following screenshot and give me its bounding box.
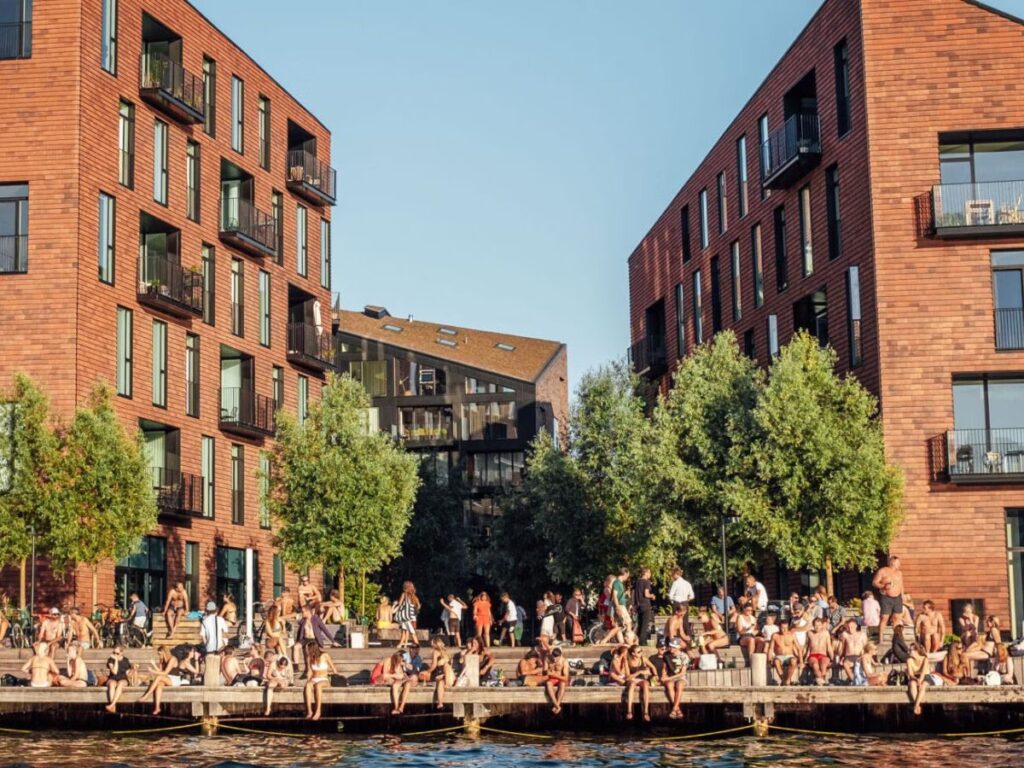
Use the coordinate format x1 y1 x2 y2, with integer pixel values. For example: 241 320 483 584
268 374 420 604
745 332 904 593
651 332 766 583
0 374 60 604
47 382 158 606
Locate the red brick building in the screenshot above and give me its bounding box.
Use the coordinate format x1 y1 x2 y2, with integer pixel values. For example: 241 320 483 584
0 0 335 615
627 0 1024 629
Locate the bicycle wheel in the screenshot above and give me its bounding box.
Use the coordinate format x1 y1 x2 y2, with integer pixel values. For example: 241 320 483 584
10 624 24 649
125 624 146 648
587 621 605 645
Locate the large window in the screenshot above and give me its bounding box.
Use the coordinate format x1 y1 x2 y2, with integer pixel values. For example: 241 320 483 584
186 141 200 222
118 101 134 188
273 554 285 599
1 0 32 59
98 192 115 284
296 205 307 276
692 270 703 345
675 282 685 358
231 75 244 153
952 377 1024 471
938 137 1024 227
231 445 244 525
0 183 27 274
731 240 742 322
101 0 117 73
297 375 308 424
680 205 692 263
272 366 284 409
758 114 770 200
716 172 728 235
793 289 828 348
202 244 215 325
751 223 764 308
698 189 709 249
258 270 270 347
845 266 862 367
799 185 813 277
395 360 447 396
153 120 168 205
151 320 167 407
230 258 243 337
202 57 216 137
826 164 842 260
116 306 132 397
258 453 270 529
271 191 284 266
465 378 515 395
115 536 165 614
773 205 788 292
201 435 214 519
710 256 723 333
465 452 525 488
186 333 199 417
767 314 779 357
834 39 851 137
348 360 387 397
460 402 516 440
993 250 1024 350
258 96 271 171
401 406 454 441
320 218 331 289
736 135 748 218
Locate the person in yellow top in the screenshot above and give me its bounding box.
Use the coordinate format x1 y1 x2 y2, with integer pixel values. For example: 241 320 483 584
376 596 393 629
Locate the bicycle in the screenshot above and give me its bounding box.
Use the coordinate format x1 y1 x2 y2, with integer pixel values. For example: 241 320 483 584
235 601 269 648
10 610 33 650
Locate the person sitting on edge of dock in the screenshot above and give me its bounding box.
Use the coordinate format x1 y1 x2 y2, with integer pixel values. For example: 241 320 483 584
994 644 1015 685
137 645 180 715
965 615 1002 662
477 639 498 685
425 636 454 710
915 600 946 654
767 619 801 686
841 618 868 685
734 603 760 662
624 644 657 722
21 641 59 687
377 651 409 715
103 644 132 713
263 604 286 654
263 653 293 717
906 642 935 715
790 603 811 657
861 641 886 686
303 640 337 721
544 646 570 715
661 640 688 720
220 646 241 686
883 624 910 664
806 616 834 686
761 612 780 647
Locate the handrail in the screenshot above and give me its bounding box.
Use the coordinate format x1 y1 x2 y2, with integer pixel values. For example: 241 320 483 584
287 149 337 202
138 253 204 314
761 113 820 180
221 197 278 254
933 179 1024 231
140 52 205 116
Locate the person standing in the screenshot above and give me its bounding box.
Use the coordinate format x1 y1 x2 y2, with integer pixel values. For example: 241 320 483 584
872 555 905 640
565 589 584 644
472 591 493 646
499 593 518 647
860 590 881 639
394 581 420 648
668 568 694 616
611 568 633 635
200 600 229 656
633 568 655 646
128 593 149 630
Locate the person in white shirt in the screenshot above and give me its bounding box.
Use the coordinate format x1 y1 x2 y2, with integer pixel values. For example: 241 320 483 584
744 574 769 613
200 600 230 656
499 593 518 648
668 568 695 612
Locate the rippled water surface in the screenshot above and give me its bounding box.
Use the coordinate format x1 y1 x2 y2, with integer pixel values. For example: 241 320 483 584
0 733 1022 767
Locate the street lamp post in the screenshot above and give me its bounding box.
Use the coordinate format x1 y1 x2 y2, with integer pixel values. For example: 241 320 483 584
721 516 739 604
29 524 36 624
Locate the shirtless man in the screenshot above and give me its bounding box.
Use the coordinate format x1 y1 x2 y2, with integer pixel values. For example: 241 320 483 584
660 642 688 719
516 650 546 687
69 606 101 649
664 603 689 644
544 647 570 714
163 582 188 639
768 619 801 686
915 600 946 654
841 618 868 683
806 617 834 686
872 555 905 639
220 646 242 686
297 575 322 609
21 641 59 687
37 608 63 654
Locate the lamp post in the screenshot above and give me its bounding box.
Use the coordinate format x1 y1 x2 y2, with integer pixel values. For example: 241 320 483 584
720 515 739 605
29 524 36 624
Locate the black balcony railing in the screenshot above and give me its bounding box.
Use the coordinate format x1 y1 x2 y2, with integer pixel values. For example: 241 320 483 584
138 254 204 318
152 467 203 519
139 53 205 123
0 234 28 274
0 21 31 59
287 322 334 370
996 307 1024 351
220 198 278 258
761 113 821 188
941 427 1024 482
220 387 276 437
932 180 1024 236
628 337 667 378
286 149 337 205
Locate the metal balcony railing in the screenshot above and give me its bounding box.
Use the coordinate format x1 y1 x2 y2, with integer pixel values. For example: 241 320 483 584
152 467 203 518
943 427 1024 481
761 113 821 188
628 337 667 377
996 307 1024 351
286 149 337 205
138 253 204 317
932 180 1024 235
220 198 278 258
287 322 334 369
0 21 31 59
220 387 276 437
139 53 205 122
0 234 28 274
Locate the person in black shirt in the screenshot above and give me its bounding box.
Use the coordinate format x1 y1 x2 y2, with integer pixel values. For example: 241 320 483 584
104 645 132 713
633 568 655 646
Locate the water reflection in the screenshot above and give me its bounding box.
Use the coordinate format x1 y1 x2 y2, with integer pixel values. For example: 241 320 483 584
0 733 1021 768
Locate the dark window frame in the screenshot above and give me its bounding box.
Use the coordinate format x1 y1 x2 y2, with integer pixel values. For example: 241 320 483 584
118 100 135 189
751 223 764 308
773 205 789 293
826 164 842 261
231 443 244 525
692 270 704 344
845 266 862 367
717 171 728 235
675 282 686 358
186 140 200 223
834 39 851 137
680 205 692 263
186 332 200 417
202 56 216 138
731 239 742 322
736 135 749 218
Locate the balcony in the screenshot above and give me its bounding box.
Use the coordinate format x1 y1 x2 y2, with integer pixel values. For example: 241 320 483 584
932 180 1024 238
761 113 821 189
139 53 205 124
152 468 203 525
931 428 1024 483
220 198 278 259
287 322 335 372
220 388 276 439
137 254 203 319
286 150 337 206
628 337 667 379
0 234 27 274
996 308 1024 351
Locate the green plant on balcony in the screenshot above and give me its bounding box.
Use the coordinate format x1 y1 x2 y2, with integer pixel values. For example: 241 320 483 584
938 211 966 228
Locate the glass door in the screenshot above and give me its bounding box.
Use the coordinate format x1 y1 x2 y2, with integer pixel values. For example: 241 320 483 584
1007 509 1024 637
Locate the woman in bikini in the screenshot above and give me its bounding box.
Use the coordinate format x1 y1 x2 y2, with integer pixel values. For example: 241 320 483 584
426 636 455 710
607 645 629 686
376 596 393 631
263 653 292 716
163 582 188 639
861 641 885 686
321 590 346 624
138 645 180 715
966 614 1002 662
941 640 970 684
263 604 287 653
959 604 980 649
698 610 729 655
378 652 410 715
303 640 337 721
21 641 59 687
219 594 238 627
624 644 657 722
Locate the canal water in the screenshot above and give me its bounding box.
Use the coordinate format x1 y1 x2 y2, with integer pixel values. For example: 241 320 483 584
0 733 1021 767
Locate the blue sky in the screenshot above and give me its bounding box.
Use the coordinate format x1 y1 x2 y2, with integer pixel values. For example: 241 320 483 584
194 0 1024 388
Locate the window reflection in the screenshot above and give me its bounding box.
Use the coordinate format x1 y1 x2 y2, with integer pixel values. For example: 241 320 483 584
399 406 452 441
396 360 446 396
460 401 518 440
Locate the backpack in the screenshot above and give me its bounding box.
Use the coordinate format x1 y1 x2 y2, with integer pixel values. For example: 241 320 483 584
369 661 385 685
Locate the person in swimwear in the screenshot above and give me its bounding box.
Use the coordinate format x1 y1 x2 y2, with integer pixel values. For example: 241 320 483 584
21 641 59 687
841 617 868 683
767 619 802 686
544 646 570 714
303 640 337 721
806 616 834 686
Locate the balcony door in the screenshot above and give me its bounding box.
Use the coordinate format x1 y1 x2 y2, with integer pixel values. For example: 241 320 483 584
994 251 1024 350
1007 510 1024 638
952 377 1024 475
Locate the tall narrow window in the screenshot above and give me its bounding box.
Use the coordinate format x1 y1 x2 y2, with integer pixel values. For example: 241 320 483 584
258 270 270 347
993 251 1024 351
296 205 307 276
101 0 117 73
758 114 770 200
271 191 283 266
773 206 788 292
202 57 216 137
0 0 31 59
743 328 756 359
751 223 764 308
0 183 28 274
151 320 167 407
717 172 728 235
231 444 243 525
258 96 271 171
799 185 813 277
320 218 331 289
231 75 244 153
845 266 862 367
98 192 115 284
731 240 742 322
826 164 842 260
710 256 723 333
153 120 168 205
680 205 692 263
272 366 284 410
767 314 780 357
201 435 215 519
674 283 686 358
116 307 132 397
258 453 271 529
118 101 134 188
698 189 709 249
202 244 215 325
273 555 284 598
231 258 243 337
186 140 200 222
736 135 748 218
186 333 199 417
834 39 851 137
297 375 308 425
692 270 704 345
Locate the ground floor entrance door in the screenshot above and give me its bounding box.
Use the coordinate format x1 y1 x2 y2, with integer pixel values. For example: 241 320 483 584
216 545 259 622
114 535 167 616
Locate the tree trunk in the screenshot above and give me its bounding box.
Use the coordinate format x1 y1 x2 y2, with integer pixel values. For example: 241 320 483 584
337 567 345 615
91 565 98 610
361 571 366 620
19 558 26 609
824 556 835 597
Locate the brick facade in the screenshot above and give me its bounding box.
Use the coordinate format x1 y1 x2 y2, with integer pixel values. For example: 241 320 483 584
0 0 333 611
